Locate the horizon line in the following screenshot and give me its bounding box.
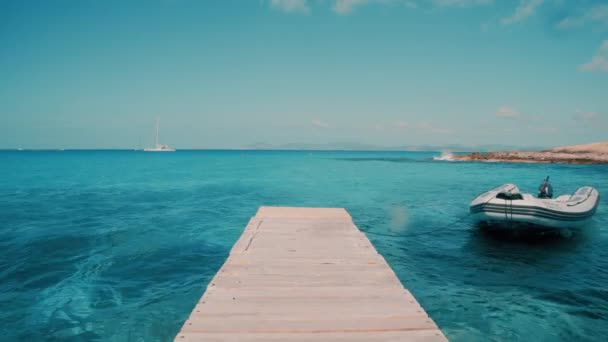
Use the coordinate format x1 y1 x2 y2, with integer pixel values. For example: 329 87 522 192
0 147 532 153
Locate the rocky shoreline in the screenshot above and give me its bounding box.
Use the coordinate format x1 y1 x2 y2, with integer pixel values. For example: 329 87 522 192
453 142 608 164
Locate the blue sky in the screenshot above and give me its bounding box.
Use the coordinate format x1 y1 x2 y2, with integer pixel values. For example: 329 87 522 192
0 0 606 149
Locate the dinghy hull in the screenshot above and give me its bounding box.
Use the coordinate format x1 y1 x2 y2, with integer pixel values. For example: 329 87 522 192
470 184 599 230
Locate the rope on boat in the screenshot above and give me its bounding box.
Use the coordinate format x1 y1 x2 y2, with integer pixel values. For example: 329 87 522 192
360 212 472 238
504 197 514 229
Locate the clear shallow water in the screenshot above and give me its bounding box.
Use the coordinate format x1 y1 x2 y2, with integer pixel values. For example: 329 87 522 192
1 150 607 341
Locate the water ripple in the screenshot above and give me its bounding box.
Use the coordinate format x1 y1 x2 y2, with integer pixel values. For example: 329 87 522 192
1 150 607 341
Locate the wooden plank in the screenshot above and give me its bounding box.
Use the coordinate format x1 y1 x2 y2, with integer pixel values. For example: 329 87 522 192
255 207 352 219
180 315 439 333
175 207 447 341
199 286 420 302
177 330 446 342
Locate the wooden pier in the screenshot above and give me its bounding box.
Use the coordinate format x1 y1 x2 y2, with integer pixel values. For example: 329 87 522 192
175 207 447 341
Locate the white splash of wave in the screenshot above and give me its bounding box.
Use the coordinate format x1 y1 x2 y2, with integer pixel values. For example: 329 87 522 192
433 151 454 161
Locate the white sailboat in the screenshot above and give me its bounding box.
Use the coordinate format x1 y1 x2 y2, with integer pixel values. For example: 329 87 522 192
144 118 175 152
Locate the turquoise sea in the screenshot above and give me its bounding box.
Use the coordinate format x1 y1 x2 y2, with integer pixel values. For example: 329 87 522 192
1 150 607 341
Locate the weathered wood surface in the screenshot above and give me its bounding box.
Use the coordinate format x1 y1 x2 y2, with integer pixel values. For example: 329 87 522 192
175 207 447 341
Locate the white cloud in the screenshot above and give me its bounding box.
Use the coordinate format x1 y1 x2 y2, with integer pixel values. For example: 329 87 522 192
531 125 559 134
415 122 452 134
557 4 608 29
373 123 386 130
429 127 452 134
270 0 310 13
572 109 606 130
312 120 330 128
575 110 600 122
501 0 543 25
333 0 370 14
332 0 418 15
496 106 521 119
416 122 433 129
580 40 608 73
432 0 493 7
404 1 417 9
269 0 492 15
391 120 450 133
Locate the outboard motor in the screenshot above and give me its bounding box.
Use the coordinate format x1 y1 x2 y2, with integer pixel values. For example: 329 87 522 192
538 176 553 199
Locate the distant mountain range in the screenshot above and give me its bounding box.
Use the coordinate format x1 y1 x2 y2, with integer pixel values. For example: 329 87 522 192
243 142 549 152
1 142 551 152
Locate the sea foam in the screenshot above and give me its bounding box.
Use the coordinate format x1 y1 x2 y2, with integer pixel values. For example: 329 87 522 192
433 151 454 161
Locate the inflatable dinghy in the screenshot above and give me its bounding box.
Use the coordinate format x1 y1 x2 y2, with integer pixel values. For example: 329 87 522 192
470 182 599 229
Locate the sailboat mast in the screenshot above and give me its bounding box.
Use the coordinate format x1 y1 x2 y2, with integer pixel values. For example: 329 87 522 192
155 117 160 147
